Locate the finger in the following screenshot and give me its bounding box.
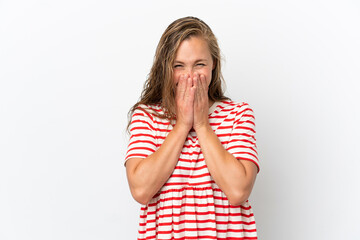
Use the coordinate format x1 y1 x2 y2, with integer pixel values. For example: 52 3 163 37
200 74 207 89
193 77 198 102
189 85 196 105
193 73 199 88
194 73 204 100
199 74 208 98
177 74 188 97
185 75 193 101
193 75 202 107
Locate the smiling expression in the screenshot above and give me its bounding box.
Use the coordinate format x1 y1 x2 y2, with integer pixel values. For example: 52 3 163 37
172 36 215 87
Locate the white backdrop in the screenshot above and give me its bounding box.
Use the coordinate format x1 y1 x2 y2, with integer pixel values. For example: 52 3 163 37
1 0 359 239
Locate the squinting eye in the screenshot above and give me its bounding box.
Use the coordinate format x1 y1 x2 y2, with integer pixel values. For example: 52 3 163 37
173 65 182 68
197 64 205 66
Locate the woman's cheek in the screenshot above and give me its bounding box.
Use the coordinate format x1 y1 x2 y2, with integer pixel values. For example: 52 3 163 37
203 70 212 86
173 72 180 85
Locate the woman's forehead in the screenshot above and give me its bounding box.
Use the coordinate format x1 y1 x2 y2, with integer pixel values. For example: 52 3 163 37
174 37 211 61
174 58 209 64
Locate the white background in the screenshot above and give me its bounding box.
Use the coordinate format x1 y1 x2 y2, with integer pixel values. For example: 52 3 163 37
1 0 359 239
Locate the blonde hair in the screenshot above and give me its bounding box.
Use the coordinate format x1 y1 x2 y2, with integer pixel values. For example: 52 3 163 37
127 16 230 131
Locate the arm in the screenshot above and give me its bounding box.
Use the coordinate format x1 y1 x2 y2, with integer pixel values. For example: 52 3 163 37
193 73 258 206
126 124 189 205
196 124 258 206
125 74 195 205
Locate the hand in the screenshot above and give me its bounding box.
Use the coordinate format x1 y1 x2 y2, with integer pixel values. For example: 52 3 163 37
174 74 196 132
193 72 210 131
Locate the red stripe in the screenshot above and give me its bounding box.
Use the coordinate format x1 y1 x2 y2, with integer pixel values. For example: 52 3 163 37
131 124 172 133
242 113 254 118
131 119 155 130
132 118 171 127
217 125 234 130
154 186 216 194
229 133 256 141
184 137 198 144
142 195 251 210
128 139 157 147
142 210 254 219
209 122 222 126
235 108 253 117
139 235 257 240
141 194 229 210
234 119 255 126
228 138 256 146
126 153 148 159
131 126 154 132
209 115 229 119
227 144 257 152
135 107 155 121
171 172 210 179
221 100 238 106
126 146 155 155
233 152 258 160
163 180 215 186
141 204 254 218
229 136 256 144
147 195 232 205
218 238 257 240
168 138 255 149
132 112 145 118
223 117 236 121
180 151 201 155
232 126 256 133
163 188 242 195
140 218 255 226
177 158 203 163
230 151 258 160
140 226 256 234
130 133 155 139
142 106 163 113
153 120 171 126
174 165 208 171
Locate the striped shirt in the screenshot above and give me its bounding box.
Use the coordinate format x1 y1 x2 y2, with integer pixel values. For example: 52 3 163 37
125 100 260 239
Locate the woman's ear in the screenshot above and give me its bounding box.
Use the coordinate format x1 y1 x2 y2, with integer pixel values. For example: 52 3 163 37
212 61 216 70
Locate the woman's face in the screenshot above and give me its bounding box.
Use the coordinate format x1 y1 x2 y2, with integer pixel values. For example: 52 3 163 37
172 36 215 87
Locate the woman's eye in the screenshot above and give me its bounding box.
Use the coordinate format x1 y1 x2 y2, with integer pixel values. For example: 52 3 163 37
173 64 204 68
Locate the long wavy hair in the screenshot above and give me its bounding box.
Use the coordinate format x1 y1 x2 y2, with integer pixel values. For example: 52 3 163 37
127 16 230 131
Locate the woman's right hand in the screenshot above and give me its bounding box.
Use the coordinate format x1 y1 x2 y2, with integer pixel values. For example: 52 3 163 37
175 73 196 132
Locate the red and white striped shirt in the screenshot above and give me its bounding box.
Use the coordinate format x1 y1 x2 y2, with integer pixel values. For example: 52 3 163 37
125 100 260 239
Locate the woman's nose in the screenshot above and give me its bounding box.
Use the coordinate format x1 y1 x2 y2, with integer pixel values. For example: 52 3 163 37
185 70 197 78
184 70 193 78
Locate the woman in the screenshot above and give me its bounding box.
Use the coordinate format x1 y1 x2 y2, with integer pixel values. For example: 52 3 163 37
125 16 260 239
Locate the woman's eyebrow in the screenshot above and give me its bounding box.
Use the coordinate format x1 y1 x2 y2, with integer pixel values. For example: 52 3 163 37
174 59 208 64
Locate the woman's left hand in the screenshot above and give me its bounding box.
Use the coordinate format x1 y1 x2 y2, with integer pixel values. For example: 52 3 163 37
193 72 210 131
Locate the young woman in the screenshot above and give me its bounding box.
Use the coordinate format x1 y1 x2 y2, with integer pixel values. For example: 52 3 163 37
124 16 260 239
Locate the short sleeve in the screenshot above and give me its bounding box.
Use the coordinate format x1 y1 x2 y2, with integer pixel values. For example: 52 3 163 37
226 103 260 173
124 106 157 167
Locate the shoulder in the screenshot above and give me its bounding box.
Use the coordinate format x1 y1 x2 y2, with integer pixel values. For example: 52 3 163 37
217 100 254 115
132 103 164 122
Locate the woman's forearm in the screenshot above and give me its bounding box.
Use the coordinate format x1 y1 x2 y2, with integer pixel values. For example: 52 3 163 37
196 124 257 205
129 124 189 205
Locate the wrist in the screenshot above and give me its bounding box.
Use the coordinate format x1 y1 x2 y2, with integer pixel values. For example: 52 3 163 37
173 122 191 136
194 122 212 134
